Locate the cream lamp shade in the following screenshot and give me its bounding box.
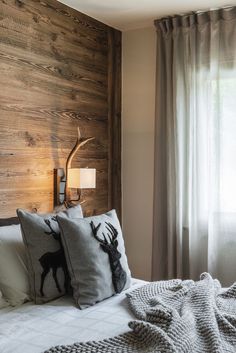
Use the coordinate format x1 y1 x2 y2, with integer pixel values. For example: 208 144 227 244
67 168 96 189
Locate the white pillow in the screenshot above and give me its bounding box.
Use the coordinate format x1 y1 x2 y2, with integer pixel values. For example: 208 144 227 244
0 224 30 306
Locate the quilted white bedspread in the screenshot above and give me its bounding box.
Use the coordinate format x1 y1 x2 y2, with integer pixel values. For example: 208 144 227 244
0 279 146 353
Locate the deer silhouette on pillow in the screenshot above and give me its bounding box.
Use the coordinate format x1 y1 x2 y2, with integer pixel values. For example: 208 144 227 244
39 217 70 297
90 221 127 293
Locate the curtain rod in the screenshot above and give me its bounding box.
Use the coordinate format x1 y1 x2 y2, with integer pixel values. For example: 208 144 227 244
154 5 236 25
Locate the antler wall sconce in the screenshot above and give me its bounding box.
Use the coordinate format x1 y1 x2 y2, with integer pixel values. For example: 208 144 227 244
54 127 96 208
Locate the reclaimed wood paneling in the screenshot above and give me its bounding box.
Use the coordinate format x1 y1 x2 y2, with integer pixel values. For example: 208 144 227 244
0 0 121 218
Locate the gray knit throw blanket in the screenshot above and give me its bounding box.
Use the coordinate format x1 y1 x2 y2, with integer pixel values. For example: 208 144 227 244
44 273 236 353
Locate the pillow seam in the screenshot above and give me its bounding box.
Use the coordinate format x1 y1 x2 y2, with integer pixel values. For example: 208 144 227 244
57 217 81 308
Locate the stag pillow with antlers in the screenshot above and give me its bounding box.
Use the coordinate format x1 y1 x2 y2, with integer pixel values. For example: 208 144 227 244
57 209 131 309
17 204 83 304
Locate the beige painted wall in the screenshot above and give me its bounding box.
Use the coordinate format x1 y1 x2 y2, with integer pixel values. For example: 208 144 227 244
122 27 156 281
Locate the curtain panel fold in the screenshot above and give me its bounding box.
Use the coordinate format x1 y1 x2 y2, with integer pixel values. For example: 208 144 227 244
152 6 236 285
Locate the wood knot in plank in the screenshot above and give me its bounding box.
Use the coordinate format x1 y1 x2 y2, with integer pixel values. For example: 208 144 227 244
25 132 36 147
33 15 40 23
51 33 58 42
15 0 24 7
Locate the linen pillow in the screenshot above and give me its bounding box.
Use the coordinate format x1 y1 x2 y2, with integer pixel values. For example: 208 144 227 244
0 224 29 306
57 209 131 309
17 205 83 304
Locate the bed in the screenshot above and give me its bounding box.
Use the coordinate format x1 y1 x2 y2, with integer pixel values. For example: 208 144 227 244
0 208 144 353
1 216 236 353
0 279 146 353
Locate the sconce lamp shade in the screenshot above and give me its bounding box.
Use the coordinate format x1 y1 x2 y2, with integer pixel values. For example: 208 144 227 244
67 168 96 189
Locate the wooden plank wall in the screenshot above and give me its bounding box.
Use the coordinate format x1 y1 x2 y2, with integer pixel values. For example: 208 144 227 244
0 0 121 219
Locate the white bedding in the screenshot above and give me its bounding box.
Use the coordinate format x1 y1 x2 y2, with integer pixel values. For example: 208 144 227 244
0 279 146 353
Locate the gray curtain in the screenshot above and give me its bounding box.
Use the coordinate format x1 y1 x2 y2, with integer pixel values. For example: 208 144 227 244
152 7 236 285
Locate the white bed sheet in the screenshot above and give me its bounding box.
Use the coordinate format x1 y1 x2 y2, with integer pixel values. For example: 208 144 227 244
0 279 146 353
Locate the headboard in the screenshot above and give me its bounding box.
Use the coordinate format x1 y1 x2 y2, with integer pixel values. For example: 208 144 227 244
0 0 121 219
0 218 19 227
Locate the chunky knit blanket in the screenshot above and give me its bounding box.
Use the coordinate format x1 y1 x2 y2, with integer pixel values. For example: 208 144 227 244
44 273 236 353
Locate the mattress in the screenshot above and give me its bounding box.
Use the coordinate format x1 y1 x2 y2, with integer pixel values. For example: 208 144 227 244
0 279 146 353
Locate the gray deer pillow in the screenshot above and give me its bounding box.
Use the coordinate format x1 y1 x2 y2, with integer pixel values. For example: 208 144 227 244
17 205 83 304
57 209 131 309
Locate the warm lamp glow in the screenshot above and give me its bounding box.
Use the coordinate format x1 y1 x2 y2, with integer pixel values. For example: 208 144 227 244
67 168 96 189
53 127 96 206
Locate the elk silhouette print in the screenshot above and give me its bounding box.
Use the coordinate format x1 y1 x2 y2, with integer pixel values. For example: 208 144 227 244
90 221 127 293
39 217 69 297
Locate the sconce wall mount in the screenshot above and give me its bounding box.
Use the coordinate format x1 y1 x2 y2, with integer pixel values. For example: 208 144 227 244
54 127 96 208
